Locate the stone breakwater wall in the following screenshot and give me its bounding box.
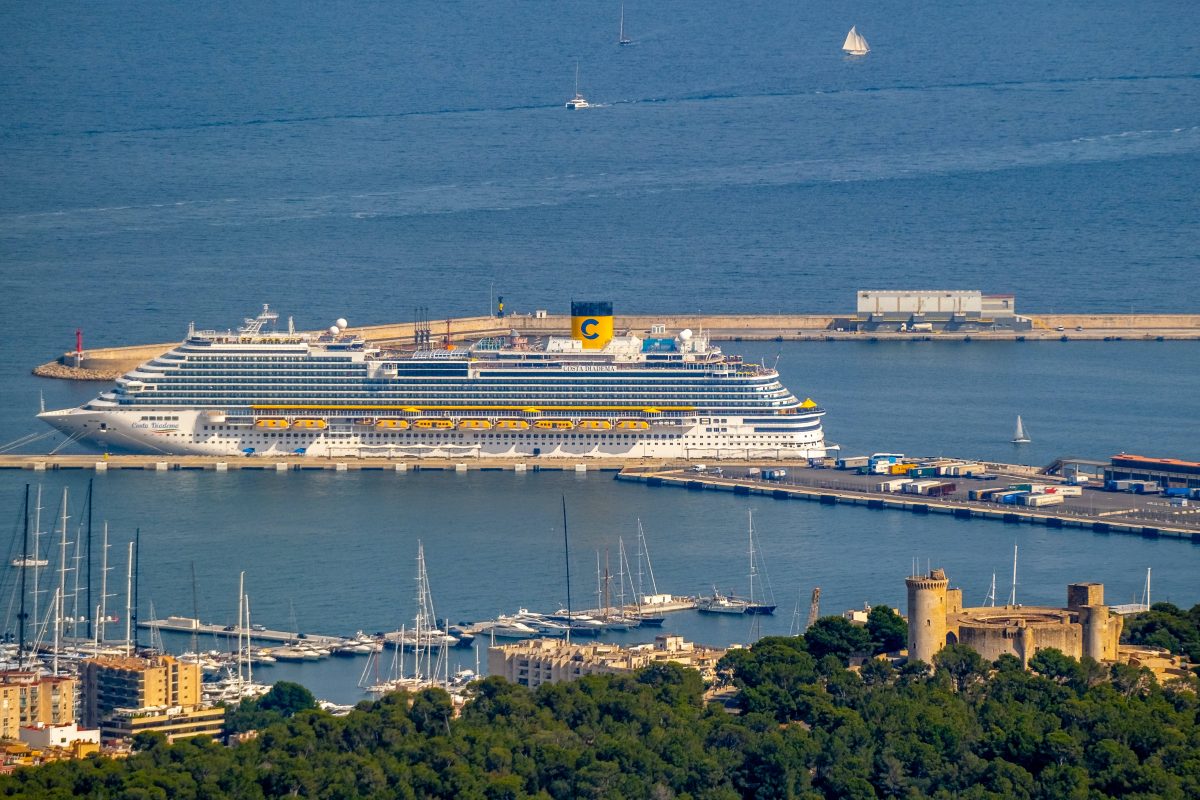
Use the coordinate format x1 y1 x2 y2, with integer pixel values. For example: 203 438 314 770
35 313 1200 379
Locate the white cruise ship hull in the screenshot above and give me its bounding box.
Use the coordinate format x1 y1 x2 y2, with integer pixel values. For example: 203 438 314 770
39 407 829 460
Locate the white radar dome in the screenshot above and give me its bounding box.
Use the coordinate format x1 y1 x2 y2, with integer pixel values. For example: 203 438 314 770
329 325 340 335
679 328 693 341
335 318 348 329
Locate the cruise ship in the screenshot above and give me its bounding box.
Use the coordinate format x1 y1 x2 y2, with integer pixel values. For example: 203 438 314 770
39 302 831 459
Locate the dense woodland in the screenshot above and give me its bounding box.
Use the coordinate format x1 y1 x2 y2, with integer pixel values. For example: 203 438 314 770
1 605 1197 799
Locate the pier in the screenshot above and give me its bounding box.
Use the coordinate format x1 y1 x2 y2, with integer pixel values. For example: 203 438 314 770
35 311 1200 379
616 466 1200 542
0 454 811 473
139 617 349 647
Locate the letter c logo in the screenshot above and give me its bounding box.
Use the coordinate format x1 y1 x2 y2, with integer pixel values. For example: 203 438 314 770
580 319 599 339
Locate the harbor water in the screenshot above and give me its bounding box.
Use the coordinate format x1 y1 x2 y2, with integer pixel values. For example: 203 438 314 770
2 1 1199 701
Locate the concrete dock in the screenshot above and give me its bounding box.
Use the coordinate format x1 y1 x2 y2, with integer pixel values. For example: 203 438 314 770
617 466 1200 542
0 454 811 473
35 311 1200 379
139 616 350 646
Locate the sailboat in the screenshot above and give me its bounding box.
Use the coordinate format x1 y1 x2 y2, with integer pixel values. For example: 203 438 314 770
1012 415 1031 444
697 511 777 615
842 26 870 56
565 63 590 109
618 3 632 46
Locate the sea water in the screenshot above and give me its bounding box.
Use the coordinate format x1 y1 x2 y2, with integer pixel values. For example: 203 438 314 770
2 1 1198 701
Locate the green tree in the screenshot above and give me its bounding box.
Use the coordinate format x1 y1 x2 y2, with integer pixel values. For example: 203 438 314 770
934 643 987 691
804 617 871 663
866 605 907 654
259 681 317 716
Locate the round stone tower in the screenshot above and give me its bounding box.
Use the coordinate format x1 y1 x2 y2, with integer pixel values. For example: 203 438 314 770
906 568 950 665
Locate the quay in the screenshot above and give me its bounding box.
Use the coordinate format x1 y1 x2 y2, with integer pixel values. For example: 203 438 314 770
0 454 811 473
617 466 1200 542
35 309 1200 379
139 617 349 647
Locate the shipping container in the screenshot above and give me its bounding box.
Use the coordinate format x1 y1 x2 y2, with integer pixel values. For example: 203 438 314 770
890 463 917 475
836 456 869 470
1009 483 1033 492
1105 480 1133 492
903 480 940 495
876 479 912 492
1023 493 1065 507
909 467 938 479
926 482 957 497
1163 487 1190 497
1043 485 1082 497
1000 492 1029 504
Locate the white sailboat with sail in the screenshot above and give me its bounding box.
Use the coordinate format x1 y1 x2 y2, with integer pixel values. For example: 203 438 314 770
842 26 870 56
618 3 632 46
1012 415 1031 444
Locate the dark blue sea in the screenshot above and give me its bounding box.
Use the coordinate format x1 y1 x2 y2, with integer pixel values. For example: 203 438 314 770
1 1 1199 701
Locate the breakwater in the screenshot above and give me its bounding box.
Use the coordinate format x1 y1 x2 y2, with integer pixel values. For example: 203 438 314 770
35 312 1200 379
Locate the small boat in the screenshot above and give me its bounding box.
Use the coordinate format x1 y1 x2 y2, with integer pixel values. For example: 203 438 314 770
842 25 869 56
566 63 590 109
535 419 575 430
291 418 327 429
618 3 632 46
458 419 492 430
616 419 650 430
578 419 612 430
376 418 410 429
495 419 530 430
474 616 541 639
1012 415 1031 444
414 418 455 430
255 418 288 428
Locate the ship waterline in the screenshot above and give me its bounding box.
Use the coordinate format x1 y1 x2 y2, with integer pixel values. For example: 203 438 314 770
39 304 830 460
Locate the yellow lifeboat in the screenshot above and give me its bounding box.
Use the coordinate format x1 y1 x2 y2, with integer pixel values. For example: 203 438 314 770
534 419 574 431
495 419 530 430
458 419 492 430
375 419 410 430
292 418 328 429
616 419 650 430
577 419 612 430
414 419 455 430
255 418 288 429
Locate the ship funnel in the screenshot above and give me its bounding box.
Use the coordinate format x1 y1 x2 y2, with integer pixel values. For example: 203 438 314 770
570 301 613 350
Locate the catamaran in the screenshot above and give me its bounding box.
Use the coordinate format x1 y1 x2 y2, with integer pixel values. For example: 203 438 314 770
565 63 590 109
842 26 870 56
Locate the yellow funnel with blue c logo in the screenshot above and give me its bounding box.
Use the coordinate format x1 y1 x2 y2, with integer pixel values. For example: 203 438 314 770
571 301 613 349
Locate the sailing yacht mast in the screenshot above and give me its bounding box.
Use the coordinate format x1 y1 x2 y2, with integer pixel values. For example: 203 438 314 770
56 489 70 652
124 541 134 655
18 485 29 666
1008 544 1018 606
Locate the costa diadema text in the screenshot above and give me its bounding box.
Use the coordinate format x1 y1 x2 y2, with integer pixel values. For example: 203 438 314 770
40 303 830 460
